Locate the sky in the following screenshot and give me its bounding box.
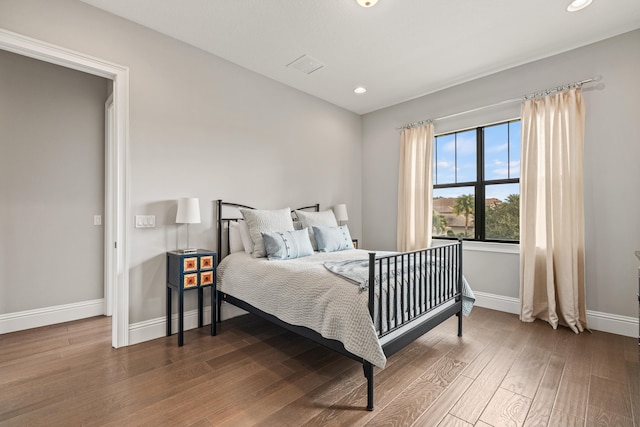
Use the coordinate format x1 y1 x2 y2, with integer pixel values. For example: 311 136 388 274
434 121 520 202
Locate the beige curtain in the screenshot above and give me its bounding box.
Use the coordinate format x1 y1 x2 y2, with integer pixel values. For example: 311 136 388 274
520 88 587 333
397 124 434 251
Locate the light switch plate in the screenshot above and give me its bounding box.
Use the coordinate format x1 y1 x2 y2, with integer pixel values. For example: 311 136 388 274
135 215 156 228
94 215 102 226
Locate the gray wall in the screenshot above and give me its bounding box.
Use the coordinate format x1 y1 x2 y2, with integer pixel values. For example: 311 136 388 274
362 29 640 318
0 0 362 324
0 49 108 313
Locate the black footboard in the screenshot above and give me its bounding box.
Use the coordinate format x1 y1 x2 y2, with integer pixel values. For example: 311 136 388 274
367 241 463 343
364 241 463 409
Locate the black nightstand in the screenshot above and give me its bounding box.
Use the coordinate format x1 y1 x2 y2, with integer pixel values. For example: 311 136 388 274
166 249 217 346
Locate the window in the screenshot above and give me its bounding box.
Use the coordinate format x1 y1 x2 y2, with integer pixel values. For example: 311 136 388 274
433 119 520 242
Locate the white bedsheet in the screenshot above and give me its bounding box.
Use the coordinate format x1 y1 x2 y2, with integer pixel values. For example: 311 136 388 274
217 250 388 367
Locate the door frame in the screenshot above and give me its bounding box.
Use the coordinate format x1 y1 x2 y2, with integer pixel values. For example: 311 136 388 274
0 28 130 348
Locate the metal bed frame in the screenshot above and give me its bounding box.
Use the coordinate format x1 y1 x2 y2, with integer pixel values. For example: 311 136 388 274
213 200 463 411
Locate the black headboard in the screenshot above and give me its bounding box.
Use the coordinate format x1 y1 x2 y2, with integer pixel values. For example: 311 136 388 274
215 200 320 259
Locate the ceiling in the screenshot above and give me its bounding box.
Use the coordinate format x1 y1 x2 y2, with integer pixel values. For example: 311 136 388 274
81 0 640 115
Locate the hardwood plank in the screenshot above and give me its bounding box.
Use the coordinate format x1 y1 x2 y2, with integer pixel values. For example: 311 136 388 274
478 387 532 427
448 345 519 424
522 354 565 427
500 344 551 398
444 326 496 365
437 413 474 427
550 333 592 421
463 318 538 377
547 410 584 427
626 357 640 397
362 356 467 426
586 404 634 427
410 375 474 427
459 338 501 380
524 320 564 352
588 375 633 420
590 331 632 385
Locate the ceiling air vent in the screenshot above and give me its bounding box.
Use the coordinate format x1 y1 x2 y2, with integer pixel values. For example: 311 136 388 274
286 54 325 75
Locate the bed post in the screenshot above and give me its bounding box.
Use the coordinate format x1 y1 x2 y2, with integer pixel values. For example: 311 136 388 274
364 361 374 411
366 252 376 410
457 238 463 337
216 199 222 257
216 199 222 325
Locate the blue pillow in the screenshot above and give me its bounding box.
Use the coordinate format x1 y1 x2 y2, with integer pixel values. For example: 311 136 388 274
262 228 314 260
312 225 354 252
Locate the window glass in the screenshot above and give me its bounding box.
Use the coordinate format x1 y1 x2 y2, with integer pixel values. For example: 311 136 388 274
432 187 475 239
484 123 509 180
433 119 520 242
434 134 455 185
456 130 477 183
485 183 520 240
509 121 521 178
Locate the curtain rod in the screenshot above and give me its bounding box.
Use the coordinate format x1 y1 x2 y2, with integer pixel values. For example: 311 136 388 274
397 75 601 130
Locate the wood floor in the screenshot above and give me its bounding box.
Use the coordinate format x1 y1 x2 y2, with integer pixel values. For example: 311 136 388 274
1 307 638 427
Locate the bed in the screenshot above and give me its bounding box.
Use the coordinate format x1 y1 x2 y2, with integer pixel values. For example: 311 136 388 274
212 200 473 411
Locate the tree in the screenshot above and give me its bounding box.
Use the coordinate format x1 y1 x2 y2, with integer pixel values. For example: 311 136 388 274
453 194 475 237
432 210 448 235
485 194 519 240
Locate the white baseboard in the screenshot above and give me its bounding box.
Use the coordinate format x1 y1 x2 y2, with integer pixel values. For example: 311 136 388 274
128 302 247 346
0 299 105 334
473 291 638 338
586 309 638 338
473 291 521 315
128 294 637 345
3 295 635 342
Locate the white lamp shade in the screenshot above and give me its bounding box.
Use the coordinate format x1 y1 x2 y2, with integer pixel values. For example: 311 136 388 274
176 198 201 224
332 204 349 222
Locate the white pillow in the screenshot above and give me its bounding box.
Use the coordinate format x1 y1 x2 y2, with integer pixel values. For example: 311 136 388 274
313 225 354 252
262 228 314 260
295 210 338 251
228 221 245 253
237 220 253 253
240 207 294 258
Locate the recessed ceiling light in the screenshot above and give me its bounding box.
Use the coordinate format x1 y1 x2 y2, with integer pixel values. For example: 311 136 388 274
354 87 367 94
567 0 593 12
356 0 379 7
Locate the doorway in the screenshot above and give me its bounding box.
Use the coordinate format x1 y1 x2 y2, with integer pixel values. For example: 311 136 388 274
0 28 130 348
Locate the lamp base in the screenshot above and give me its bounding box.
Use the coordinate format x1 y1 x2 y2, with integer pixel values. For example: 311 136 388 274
180 248 198 255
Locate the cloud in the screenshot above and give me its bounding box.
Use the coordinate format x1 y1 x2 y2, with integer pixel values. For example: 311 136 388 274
486 143 508 153
490 160 520 179
438 132 476 155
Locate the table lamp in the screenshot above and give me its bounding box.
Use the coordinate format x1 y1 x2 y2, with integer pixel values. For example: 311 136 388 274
332 204 349 226
176 197 200 254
